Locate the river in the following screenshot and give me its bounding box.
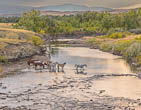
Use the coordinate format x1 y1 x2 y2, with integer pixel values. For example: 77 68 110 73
0 47 141 110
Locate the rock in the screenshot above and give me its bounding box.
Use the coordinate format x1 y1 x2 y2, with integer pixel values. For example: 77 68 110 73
0 43 42 62
99 90 106 94
2 86 7 89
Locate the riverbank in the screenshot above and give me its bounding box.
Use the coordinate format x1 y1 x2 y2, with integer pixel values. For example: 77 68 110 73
86 34 141 72
0 23 46 72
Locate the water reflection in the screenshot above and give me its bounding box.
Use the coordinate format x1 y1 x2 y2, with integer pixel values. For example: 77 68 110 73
75 70 87 75
51 47 132 75
93 76 141 99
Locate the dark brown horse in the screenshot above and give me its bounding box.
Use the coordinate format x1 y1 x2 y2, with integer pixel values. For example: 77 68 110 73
34 61 45 70
27 59 40 68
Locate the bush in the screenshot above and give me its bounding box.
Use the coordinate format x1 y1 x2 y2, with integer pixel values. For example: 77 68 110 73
0 56 8 63
124 42 141 60
111 40 132 55
100 43 113 52
109 32 126 39
135 36 141 40
31 36 43 46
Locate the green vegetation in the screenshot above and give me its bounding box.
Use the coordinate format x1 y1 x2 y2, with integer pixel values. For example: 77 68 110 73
14 9 141 36
0 17 20 23
31 36 43 46
109 32 126 39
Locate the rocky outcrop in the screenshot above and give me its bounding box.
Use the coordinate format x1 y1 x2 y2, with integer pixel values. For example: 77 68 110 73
0 42 45 61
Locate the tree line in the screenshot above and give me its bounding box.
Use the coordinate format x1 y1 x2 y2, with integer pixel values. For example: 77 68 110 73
0 17 20 23
11 9 141 36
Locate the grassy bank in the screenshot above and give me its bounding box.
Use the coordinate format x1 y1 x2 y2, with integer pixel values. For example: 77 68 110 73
87 33 141 70
0 23 44 72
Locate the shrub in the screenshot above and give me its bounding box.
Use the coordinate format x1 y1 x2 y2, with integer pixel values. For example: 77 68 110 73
135 36 141 40
111 40 132 55
31 36 43 46
87 38 102 46
107 28 116 36
109 32 126 39
124 42 141 60
100 43 113 52
0 56 8 63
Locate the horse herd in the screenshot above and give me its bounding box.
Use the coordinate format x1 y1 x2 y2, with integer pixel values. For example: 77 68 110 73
27 58 87 73
27 59 66 72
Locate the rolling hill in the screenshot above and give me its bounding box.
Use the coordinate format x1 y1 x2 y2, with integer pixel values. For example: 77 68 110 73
36 4 113 12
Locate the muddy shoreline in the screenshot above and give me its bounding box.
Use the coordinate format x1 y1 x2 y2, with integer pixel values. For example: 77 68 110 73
0 72 141 110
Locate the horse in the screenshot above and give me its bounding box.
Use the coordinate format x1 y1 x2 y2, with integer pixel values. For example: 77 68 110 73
57 62 66 72
27 59 40 68
49 62 58 72
75 64 87 71
34 61 45 70
44 60 52 69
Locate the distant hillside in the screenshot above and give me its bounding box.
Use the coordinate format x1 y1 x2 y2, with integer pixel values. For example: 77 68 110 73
36 4 113 12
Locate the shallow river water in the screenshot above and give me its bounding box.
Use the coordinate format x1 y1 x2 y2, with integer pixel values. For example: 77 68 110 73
0 47 141 110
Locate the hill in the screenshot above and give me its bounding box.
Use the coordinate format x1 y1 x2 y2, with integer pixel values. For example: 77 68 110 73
36 4 113 12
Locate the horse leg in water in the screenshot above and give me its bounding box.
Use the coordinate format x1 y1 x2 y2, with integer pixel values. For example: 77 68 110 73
27 62 31 69
35 64 37 70
57 65 59 72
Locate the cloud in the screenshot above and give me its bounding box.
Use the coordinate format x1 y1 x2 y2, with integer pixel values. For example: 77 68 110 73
0 0 141 14
21 0 141 8
0 0 141 8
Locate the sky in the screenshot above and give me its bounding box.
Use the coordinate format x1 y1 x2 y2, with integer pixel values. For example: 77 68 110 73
0 0 141 8
0 0 141 14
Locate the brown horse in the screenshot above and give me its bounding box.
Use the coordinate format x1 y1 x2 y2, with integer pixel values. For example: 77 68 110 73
44 60 52 67
34 61 45 70
27 59 40 68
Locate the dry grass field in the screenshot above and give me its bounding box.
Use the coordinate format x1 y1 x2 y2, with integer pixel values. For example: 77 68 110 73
0 23 13 28
0 23 40 50
0 23 41 52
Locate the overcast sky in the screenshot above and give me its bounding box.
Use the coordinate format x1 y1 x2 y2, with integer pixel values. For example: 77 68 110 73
0 0 141 8
0 0 141 14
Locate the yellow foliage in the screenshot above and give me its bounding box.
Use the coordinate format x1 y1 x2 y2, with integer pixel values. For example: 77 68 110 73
40 30 46 35
109 32 126 39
